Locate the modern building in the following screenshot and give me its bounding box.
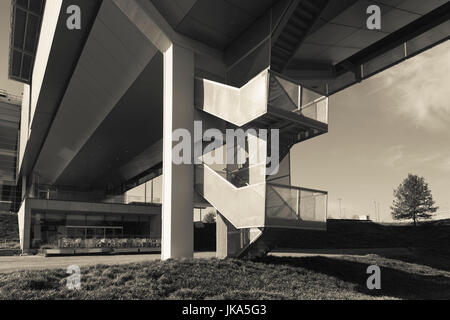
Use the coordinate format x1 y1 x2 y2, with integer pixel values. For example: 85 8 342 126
6 0 449 258
0 90 22 212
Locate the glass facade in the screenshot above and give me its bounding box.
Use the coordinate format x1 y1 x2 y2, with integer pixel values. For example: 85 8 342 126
30 211 160 250
0 98 21 211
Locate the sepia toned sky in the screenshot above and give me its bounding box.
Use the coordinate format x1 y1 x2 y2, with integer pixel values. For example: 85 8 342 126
292 41 450 221
0 1 448 222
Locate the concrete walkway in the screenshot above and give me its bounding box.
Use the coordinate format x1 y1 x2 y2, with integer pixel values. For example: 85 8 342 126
0 248 414 274
270 247 414 258
0 252 216 274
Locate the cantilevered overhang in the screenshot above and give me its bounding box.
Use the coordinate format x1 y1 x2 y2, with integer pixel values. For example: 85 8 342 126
18 0 102 178
9 0 46 83
31 0 159 186
151 0 449 96
150 0 279 50
275 0 450 95
54 53 164 190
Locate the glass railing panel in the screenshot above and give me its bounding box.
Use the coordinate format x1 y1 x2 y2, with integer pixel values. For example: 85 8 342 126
275 75 300 110
302 87 323 106
266 184 298 220
297 97 329 124
316 97 329 124
268 72 329 125
268 73 299 112
297 87 329 124
266 183 327 230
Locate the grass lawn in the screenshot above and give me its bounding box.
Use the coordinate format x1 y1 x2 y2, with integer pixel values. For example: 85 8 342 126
1 253 449 300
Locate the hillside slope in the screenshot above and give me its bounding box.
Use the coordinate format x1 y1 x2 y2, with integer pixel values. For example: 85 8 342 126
0 213 19 240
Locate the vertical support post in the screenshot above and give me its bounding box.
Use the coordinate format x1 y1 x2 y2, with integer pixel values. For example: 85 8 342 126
161 44 195 260
216 213 241 258
18 199 31 253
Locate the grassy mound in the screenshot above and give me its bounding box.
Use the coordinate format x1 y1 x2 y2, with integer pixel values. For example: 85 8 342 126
1 254 449 300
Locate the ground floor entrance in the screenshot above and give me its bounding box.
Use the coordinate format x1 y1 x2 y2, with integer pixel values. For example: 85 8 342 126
30 212 161 251
18 198 162 254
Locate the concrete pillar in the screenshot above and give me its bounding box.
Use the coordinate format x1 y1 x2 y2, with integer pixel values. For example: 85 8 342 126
18 199 32 253
161 43 195 260
216 213 241 259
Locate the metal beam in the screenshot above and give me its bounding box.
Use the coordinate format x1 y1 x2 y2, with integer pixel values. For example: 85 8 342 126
335 1 450 76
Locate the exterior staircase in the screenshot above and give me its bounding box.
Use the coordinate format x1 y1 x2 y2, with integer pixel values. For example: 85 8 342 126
271 0 330 72
194 69 329 258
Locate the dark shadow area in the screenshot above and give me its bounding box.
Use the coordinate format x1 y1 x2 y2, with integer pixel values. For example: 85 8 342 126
273 219 450 272
194 223 216 252
258 255 450 300
383 247 450 273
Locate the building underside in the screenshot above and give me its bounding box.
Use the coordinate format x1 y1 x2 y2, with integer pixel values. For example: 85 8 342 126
5 0 450 258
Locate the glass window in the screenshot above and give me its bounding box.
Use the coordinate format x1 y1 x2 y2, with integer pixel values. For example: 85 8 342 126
86 215 105 227
67 214 86 226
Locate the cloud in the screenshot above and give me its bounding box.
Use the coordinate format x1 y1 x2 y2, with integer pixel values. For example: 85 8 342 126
373 41 450 132
382 145 404 167
439 156 450 172
382 144 444 169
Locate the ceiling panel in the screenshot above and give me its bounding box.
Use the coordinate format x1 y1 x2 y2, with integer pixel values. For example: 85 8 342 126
293 43 330 61
185 0 252 38
150 0 197 27
224 0 277 17
176 15 232 49
373 0 404 7
381 7 420 33
152 0 277 49
316 46 360 64
292 0 449 66
330 0 376 28
305 23 359 46
396 0 449 15
337 29 388 49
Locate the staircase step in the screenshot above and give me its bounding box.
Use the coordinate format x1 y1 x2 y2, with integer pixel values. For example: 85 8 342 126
290 15 309 29
278 34 298 47
272 46 292 57
285 24 306 37
302 0 322 13
295 7 315 21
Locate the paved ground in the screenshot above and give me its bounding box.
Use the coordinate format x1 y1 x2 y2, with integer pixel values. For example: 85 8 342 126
0 248 414 274
0 252 215 273
270 247 414 257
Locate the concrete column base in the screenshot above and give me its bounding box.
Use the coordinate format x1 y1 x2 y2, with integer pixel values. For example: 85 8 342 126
216 213 242 259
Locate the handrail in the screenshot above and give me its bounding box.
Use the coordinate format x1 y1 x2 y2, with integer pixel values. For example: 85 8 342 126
267 182 328 195
299 95 328 110
268 73 300 112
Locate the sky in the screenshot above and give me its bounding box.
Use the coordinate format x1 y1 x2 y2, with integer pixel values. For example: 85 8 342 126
292 41 450 222
0 0 448 222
